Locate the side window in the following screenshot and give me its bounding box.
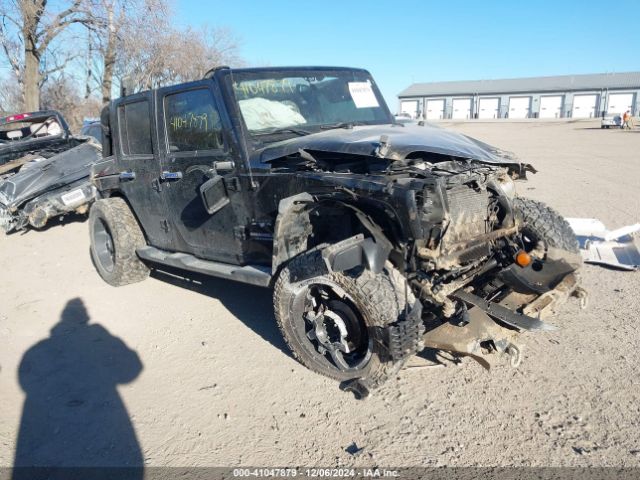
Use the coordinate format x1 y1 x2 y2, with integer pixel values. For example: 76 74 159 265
117 100 153 155
164 89 223 152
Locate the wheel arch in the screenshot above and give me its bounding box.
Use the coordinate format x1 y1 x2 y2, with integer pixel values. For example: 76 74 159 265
97 190 149 243
271 192 406 275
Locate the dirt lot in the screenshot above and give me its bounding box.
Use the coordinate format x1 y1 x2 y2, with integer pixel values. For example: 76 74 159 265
1 120 639 468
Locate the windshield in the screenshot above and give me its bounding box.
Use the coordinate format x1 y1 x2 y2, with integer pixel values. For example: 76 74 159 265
231 69 391 136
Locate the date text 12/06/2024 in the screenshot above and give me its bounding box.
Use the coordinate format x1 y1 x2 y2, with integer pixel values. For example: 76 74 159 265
232 468 400 478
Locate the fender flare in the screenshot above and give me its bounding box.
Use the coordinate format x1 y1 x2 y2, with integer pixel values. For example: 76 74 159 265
272 192 396 274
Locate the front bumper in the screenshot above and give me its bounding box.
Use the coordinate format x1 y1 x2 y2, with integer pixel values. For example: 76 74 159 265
422 271 586 368
0 182 96 233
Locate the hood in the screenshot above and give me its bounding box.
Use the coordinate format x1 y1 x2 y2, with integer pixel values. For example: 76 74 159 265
0 141 101 208
255 123 524 168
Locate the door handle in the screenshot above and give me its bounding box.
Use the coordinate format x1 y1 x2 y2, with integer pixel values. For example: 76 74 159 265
213 160 235 173
160 171 183 181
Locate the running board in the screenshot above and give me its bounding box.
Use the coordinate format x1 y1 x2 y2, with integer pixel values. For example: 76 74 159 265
136 246 272 287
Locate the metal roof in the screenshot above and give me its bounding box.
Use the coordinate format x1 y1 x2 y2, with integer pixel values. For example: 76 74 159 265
398 72 640 98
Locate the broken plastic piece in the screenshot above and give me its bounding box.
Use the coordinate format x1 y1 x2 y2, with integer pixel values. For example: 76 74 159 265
567 218 640 271
604 224 640 242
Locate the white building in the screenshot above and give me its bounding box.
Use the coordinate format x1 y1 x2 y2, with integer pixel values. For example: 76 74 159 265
397 72 640 120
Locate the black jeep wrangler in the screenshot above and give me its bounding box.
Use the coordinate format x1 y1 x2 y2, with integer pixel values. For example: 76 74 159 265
90 66 584 395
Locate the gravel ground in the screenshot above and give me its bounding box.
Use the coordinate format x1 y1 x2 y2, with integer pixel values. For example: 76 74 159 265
1 119 639 468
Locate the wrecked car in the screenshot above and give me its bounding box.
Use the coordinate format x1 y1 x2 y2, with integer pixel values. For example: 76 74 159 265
90 67 585 396
0 111 101 232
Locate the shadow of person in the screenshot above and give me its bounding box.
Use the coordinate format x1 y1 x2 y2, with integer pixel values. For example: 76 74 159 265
12 298 143 479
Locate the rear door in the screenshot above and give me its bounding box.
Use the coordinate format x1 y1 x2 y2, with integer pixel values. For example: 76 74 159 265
156 82 246 264
113 95 172 249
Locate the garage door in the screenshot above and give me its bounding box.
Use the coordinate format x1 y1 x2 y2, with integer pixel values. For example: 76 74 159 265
508 97 531 118
400 100 419 118
539 96 563 118
452 98 472 119
607 93 634 114
478 98 499 119
426 99 445 120
572 94 597 118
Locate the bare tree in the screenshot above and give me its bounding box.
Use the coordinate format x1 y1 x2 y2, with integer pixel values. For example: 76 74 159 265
41 74 101 130
116 21 242 93
0 0 244 112
0 0 95 110
0 74 22 113
98 0 117 102
82 0 167 103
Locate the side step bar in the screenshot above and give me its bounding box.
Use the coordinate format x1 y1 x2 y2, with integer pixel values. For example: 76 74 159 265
136 246 272 287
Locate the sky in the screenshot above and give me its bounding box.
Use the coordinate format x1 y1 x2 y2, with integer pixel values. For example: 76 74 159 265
177 0 640 111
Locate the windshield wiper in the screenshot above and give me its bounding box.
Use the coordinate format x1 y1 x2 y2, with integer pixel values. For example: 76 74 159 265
254 127 311 136
320 122 366 130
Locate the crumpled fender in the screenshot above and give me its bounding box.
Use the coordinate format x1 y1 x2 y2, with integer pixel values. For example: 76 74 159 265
272 192 395 274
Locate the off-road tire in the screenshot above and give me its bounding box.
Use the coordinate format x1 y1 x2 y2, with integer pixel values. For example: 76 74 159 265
274 249 414 389
89 197 149 286
514 197 579 253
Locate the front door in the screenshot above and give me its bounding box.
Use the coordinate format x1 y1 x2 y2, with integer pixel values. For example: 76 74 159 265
156 83 246 264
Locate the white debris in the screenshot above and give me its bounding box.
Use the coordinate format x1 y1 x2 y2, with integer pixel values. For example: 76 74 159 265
567 218 640 271
603 224 640 242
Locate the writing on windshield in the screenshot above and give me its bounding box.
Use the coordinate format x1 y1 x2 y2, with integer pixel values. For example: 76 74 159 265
232 70 390 133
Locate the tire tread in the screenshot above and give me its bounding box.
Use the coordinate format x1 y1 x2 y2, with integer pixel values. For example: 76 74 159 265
89 197 149 286
273 250 413 389
514 197 579 253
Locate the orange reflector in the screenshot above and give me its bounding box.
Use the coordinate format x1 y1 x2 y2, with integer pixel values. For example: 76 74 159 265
515 250 532 267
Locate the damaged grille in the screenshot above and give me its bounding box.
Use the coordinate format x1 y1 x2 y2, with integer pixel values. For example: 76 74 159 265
444 184 491 245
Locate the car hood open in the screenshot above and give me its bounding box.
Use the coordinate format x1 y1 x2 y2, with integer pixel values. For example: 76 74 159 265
255 123 528 170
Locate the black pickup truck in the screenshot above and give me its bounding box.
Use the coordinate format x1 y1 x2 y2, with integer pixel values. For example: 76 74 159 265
90 66 585 396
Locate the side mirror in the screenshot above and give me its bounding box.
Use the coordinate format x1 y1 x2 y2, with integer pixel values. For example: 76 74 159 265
199 174 230 215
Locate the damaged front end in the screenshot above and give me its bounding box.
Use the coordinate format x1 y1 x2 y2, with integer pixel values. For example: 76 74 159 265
286 157 582 373
404 163 585 369
259 121 584 384
0 140 101 233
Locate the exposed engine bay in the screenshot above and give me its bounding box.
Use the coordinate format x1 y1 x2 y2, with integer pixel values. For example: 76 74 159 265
265 145 585 379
